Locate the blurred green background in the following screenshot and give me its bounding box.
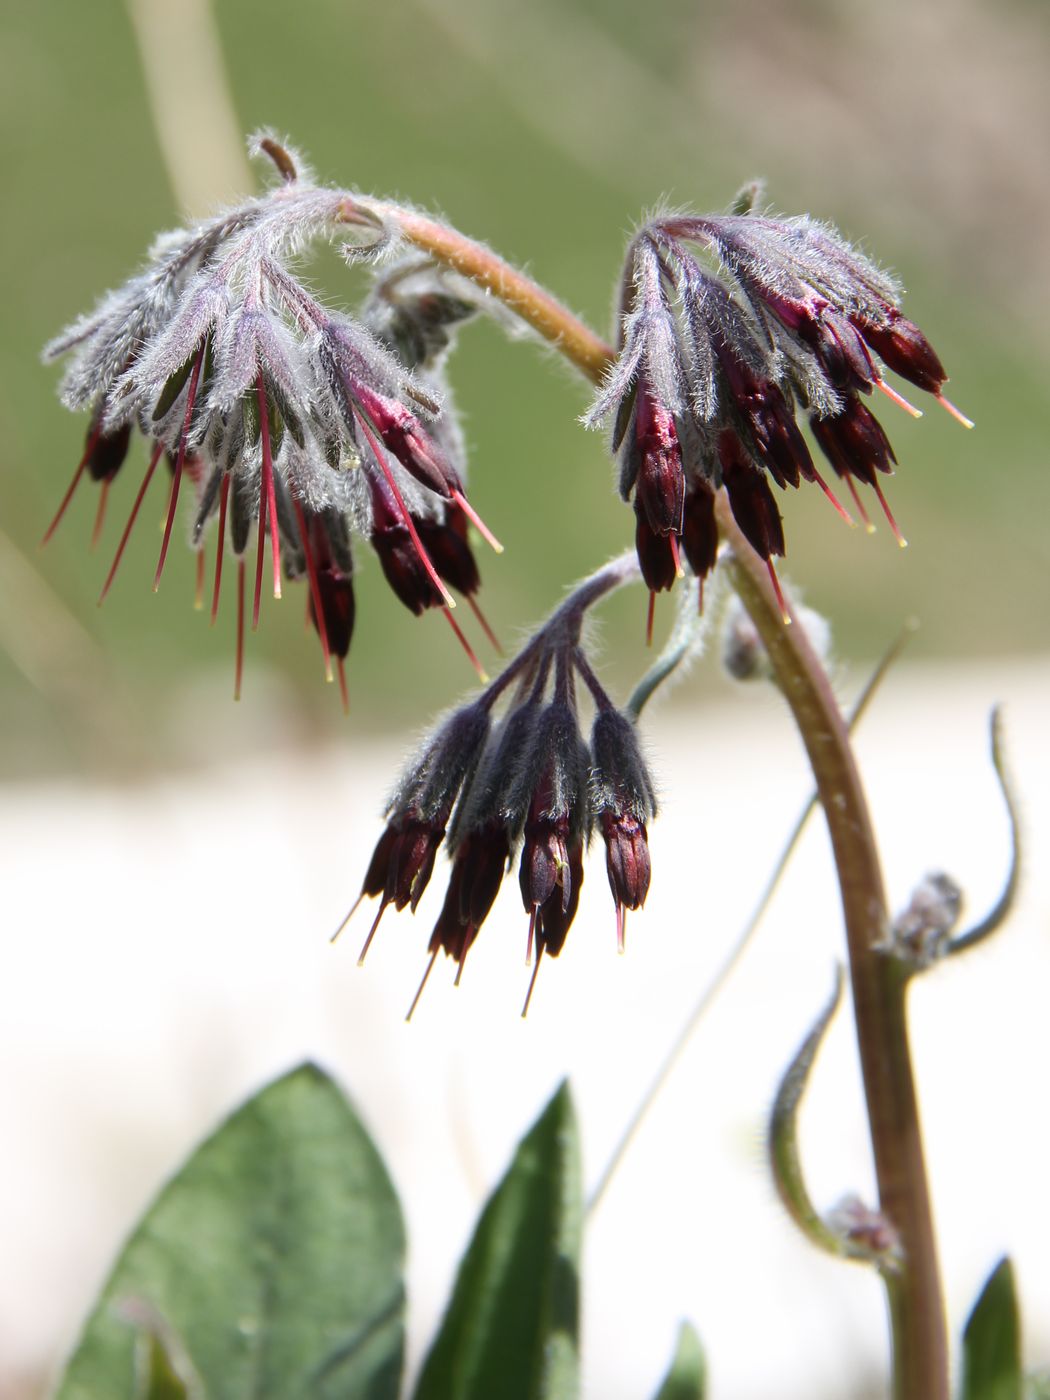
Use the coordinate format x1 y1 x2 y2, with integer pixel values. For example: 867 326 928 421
2 0 1047 779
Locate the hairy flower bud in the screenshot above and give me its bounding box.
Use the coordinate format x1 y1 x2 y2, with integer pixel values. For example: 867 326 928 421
591 708 657 948
585 202 968 609
43 142 502 700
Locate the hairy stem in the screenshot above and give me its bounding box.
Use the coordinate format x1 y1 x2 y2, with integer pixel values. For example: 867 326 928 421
368 206 614 383
717 496 946 1400
378 205 947 1399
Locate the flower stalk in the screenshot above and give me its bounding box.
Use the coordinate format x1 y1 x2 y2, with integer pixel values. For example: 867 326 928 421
390 210 948 1398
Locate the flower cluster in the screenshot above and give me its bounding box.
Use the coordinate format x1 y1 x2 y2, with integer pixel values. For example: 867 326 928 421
43 137 500 701
342 556 656 1017
585 197 970 620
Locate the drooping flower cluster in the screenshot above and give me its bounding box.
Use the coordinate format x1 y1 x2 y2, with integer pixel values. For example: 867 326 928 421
342 555 656 1016
585 197 971 620
43 137 500 701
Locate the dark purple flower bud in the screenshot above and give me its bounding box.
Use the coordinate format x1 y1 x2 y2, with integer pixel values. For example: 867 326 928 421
86 420 132 483
384 817 446 912
633 388 685 536
297 515 352 663
360 813 446 915
519 809 571 914
312 567 356 660
591 707 657 947
810 396 896 488
429 822 511 964
353 380 461 500
531 838 584 958
717 354 813 490
367 472 444 615
601 810 651 914
719 430 785 561
851 310 946 394
680 479 719 580
634 502 680 593
416 505 481 597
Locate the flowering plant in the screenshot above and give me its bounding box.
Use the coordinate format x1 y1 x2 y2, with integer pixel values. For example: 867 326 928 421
42 136 1026 1400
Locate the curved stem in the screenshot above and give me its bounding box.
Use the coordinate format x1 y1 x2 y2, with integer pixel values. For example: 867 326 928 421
717 495 946 1400
367 202 948 1399
364 204 615 383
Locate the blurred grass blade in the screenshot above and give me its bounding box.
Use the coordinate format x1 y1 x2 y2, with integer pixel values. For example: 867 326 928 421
961 1257 1022 1400
652 1321 706 1400
413 1081 582 1400
55 1063 405 1400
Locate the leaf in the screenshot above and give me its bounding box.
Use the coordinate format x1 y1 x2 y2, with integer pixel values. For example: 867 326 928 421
55 1063 405 1400
651 1322 706 1400
413 1081 582 1400
768 967 851 1261
961 1257 1022 1400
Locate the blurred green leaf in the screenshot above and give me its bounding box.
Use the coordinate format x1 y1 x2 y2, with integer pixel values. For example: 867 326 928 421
55 1063 405 1400
961 1257 1022 1400
651 1321 706 1400
413 1081 582 1400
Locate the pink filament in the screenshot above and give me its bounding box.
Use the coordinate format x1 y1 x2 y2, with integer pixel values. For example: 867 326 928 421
98 441 165 604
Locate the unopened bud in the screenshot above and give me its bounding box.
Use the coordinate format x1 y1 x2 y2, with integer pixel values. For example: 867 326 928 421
886 871 963 968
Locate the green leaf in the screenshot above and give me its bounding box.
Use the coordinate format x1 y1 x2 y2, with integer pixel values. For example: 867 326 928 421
961 1257 1022 1400
651 1322 706 1400
768 967 853 1262
413 1081 582 1400
55 1063 405 1400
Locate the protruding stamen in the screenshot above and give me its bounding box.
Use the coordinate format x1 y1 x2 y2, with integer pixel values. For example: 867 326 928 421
354 410 457 610
616 904 627 955
90 480 110 549
252 505 266 632
154 345 206 591
453 933 473 988
442 607 489 682
844 476 875 533
330 891 365 945
875 378 923 419
936 393 974 430
357 900 389 966
766 558 792 625
193 549 206 610
526 907 538 966
257 374 282 601
98 442 164 604
234 557 245 700
41 434 96 546
292 498 332 682
336 656 349 715
451 488 504 554
871 480 908 548
211 474 229 624
668 531 685 580
466 593 502 653
521 947 544 1018
645 590 657 647
406 947 440 1022
811 467 854 527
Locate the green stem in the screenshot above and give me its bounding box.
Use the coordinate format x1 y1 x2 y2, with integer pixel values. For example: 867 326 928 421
384 205 948 1400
